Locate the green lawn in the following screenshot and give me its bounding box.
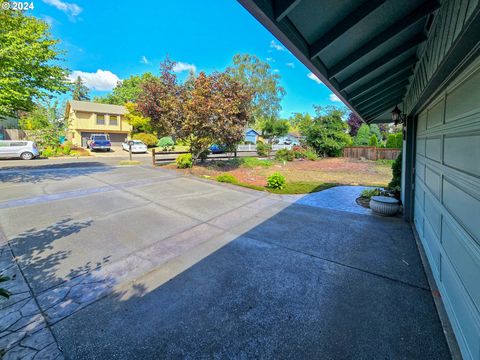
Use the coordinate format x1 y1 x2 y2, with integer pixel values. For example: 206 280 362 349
215 175 338 195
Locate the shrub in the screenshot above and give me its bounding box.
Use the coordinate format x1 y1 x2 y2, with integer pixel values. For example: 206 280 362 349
61 146 71 155
132 133 158 147
176 153 193 168
216 173 238 184
360 188 383 199
292 145 306 159
275 148 294 162
386 132 403 148
304 108 352 157
388 151 402 190
61 144 71 155
267 172 286 189
305 150 318 161
369 134 378 146
157 136 175 151
256 142 271 157
41 146 56 157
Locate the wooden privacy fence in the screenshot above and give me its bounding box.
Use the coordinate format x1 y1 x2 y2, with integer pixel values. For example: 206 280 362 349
342 146 401 161
152 149 262 165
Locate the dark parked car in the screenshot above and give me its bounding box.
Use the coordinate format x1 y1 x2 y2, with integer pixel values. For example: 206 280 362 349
87 134 111 151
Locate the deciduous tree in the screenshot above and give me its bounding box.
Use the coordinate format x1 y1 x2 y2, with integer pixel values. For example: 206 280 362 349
137 58 252 162
347 112 362 137
260 116 289 143
303 106 351 157
227 54 285 125
0 10 70 116
290 112 313 136
180 71 252 160
95 73 156 105
124 102 152 134
137 58 183 137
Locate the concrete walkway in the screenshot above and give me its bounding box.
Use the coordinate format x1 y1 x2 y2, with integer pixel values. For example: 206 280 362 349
296 185 374 215
0 163 451 359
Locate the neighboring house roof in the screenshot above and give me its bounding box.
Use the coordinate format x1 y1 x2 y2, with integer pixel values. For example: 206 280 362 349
245 128 260 135
68 100 127 115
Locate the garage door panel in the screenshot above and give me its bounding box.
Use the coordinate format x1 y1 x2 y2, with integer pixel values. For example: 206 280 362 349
441 256 480 360
445 64 480 122
425 166 442 198
444 131 480 177
416 137 426 156
443 179 480 244
416 160 425 181
423 220 441 272
427 98 445 129
424 193 442 237
442 217 480 312
414 202 424 238
414 57 480 360
425 136 442 162
414 181 425 208
418 112 427 133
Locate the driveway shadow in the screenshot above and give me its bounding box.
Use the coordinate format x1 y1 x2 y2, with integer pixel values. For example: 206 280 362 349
0 162 111 184
49 203 451 360
7 218 111 293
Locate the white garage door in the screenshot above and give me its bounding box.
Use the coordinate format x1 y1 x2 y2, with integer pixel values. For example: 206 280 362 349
414 58 480 360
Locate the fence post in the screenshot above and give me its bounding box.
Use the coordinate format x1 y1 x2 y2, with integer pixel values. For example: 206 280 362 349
152 148 155 166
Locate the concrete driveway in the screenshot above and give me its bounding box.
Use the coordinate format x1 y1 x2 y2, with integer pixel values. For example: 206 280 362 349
0 162 451 359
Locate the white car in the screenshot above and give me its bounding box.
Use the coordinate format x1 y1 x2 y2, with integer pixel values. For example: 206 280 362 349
0 140 39 160
122 140 148 153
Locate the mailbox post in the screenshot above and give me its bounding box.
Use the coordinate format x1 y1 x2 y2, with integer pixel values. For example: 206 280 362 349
128 140 133 161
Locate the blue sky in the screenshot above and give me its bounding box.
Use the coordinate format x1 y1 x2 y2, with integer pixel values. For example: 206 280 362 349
32 0 346 117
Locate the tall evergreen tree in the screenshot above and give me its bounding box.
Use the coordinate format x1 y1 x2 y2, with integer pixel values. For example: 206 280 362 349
72 76 90 101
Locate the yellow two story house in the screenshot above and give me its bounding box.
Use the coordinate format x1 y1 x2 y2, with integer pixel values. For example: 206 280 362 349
65 100 133 147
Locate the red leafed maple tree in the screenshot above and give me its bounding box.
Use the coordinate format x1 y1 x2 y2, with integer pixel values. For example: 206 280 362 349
138 58 252 162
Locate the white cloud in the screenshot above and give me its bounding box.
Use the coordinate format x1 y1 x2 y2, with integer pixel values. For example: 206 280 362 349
266 57 275 62
42 0 82 17
41 15 55 26
69 70 121 91
329 93 342 103
270 40 286 51
140 56 150 65
173 62 197 73
285 62 295 68
273 69 280 73
307 72 323 84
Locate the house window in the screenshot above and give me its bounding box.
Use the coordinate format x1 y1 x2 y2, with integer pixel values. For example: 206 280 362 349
96 114 105 125
109 115 118 126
